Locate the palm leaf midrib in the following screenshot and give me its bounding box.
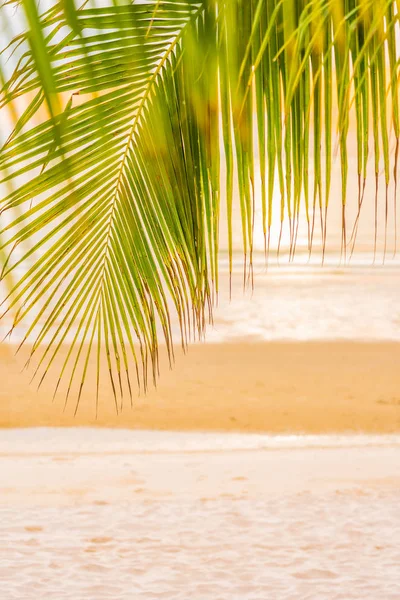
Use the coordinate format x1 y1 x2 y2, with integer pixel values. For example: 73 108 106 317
93 2 206 315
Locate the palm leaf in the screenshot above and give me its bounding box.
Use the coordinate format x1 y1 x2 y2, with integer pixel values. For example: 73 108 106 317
0 0 399 408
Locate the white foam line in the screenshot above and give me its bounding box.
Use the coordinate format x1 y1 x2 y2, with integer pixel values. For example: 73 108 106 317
1 428 400 455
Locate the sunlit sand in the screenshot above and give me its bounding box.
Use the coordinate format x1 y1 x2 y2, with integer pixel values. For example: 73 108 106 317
1 429 400 598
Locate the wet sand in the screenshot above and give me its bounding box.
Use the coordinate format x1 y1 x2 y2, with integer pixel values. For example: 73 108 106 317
1 341 399 433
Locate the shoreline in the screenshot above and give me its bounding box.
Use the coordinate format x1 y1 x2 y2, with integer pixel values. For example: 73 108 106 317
1 340 399 433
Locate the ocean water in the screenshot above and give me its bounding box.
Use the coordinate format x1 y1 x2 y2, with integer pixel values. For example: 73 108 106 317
1 429 400 599
207 255 400 342
2 254 400 345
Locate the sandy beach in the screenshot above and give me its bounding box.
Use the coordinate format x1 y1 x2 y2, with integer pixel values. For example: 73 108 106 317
0 427 399 599
1 340 399 433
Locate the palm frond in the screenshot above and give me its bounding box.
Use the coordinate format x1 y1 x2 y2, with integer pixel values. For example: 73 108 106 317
0 0 399 408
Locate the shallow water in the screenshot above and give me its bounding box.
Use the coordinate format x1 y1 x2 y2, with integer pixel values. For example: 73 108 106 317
1 429 399 599
2 256 400 345
207 258 400 342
